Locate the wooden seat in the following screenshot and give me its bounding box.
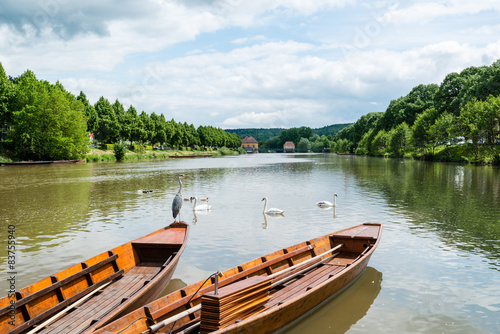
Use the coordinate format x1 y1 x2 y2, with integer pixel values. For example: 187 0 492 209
3 253 123 334
38 264 161 334
132 227 186 248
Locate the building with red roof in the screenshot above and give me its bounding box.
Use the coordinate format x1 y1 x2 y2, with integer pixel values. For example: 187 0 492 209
241 136 258 153
283 141 295 153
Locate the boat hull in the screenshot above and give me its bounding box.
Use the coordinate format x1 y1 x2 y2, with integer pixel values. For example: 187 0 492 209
0 222 189 334
96 223 382 334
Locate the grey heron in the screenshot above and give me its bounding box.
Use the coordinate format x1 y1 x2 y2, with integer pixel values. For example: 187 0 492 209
172 174 187 221
262 197 284 215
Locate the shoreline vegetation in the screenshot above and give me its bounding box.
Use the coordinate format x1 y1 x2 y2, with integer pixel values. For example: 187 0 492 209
2 60 500 166
85 146 238 163
0 147 242 164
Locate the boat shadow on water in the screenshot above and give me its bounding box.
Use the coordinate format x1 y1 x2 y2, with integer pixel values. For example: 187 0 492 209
280 266 382 334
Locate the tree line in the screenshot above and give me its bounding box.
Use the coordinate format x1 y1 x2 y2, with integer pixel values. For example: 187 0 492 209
332 59 500 164
226 123 351 143
0 63 241 160
258 126 339 152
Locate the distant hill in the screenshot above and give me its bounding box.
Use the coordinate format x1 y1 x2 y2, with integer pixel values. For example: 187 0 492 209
226 124 352 141
313 123 352 137
224 128 284 141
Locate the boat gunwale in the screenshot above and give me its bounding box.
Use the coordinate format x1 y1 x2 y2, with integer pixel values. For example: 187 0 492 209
95 222 382 334
0 221 190 334
215 223 382 333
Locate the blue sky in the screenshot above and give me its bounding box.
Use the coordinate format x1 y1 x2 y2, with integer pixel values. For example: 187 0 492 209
1 1 500 129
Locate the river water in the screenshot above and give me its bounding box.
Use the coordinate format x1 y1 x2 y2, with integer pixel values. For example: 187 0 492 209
0 154 499 333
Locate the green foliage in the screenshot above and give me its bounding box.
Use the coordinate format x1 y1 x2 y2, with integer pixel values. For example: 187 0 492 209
371 130 388 156
113 142 127 161
279 127 313 147
7 70 89 160
0 63 14 126
224 128 284 141
237 147 247 154
297 137 311 151
133 144 146 154
218 147 232 155
387 122 410 157
331 59 500 165
334 138 352 153
313 123 352 137
94 96 121 144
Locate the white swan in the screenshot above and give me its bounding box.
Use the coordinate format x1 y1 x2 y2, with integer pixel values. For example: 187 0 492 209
191 196 211 211
262 197 284 215
317 193 337 207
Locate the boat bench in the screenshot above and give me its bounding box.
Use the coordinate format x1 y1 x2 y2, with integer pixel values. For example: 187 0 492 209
132 227 185 263
149 244 316 321
1 251 124 334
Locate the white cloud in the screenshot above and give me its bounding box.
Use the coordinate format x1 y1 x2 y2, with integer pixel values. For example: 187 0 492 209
1 0 500 129
387 0 500 25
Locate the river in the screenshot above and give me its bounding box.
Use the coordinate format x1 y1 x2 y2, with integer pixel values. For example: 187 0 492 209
0 153 499 333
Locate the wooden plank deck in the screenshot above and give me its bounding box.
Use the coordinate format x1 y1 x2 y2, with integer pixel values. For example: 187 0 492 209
264 260 346 310
36 263 161 334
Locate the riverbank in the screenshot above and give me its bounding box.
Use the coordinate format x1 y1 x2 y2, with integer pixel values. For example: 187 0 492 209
0 147 242 164
349 143 500 165
84 147 240 163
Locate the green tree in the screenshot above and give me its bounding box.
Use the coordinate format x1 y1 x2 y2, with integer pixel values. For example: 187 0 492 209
370 130 388 156
77 92 98 134
113 141 127 161
297 137 311 151
378 84 438 132
126 106 143 144
410 108 439 153
151 112 166 146
139 111 154 144
94 96 120 144
387 122 410 157
10 71 89 160
0 62 14 127
429 112 455 156
112 99 127 140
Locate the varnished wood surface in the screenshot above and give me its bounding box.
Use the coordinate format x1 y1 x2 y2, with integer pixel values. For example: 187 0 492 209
95 223 382 334
0 222 189 334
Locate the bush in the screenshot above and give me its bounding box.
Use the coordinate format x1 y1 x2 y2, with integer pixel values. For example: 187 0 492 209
218 147 232 155
237 147 247 154
133 144 146 154
113 142 127 161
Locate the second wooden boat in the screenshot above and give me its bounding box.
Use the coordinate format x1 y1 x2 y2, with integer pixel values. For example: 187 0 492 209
0 221 189 334
96 223 382 334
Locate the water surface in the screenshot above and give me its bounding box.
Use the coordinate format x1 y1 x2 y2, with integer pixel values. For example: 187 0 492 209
1 154 499 333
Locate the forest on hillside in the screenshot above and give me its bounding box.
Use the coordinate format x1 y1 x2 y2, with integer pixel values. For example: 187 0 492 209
331 59 500 164
0 63 241 161
227 123 351 142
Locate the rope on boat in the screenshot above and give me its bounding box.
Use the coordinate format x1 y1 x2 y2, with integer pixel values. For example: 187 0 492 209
162 271 220 334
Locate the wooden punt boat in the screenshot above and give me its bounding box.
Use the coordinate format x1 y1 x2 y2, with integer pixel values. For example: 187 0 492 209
0 222 189 334
96 223 382 334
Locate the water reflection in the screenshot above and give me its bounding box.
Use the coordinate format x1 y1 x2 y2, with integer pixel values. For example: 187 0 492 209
330 156 500 270
283 267 382 334
1 154 499 333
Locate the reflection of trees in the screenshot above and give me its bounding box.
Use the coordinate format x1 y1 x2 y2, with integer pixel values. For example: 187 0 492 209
0 165 92 255
338 156 500 268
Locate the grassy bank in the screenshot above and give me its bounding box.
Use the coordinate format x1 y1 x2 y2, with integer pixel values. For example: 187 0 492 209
84 147 241 163
406 144 500 165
